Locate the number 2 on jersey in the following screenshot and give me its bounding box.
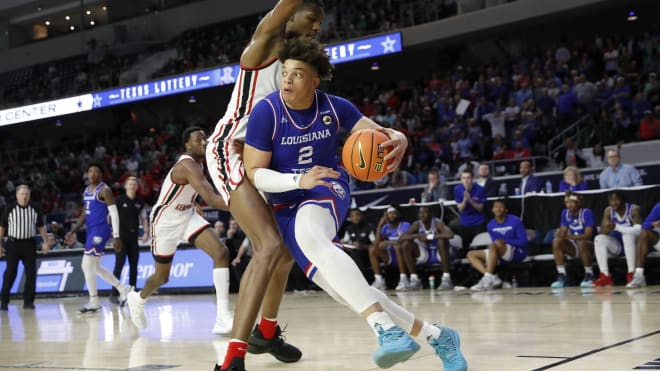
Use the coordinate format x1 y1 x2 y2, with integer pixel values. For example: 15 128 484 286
298 146 313 165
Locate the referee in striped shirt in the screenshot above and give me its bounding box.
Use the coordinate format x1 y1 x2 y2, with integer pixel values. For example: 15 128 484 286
0 185 49 310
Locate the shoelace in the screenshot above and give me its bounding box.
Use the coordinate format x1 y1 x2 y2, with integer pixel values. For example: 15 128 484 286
378 327 406 345
275 324 289 344
431 332 458 361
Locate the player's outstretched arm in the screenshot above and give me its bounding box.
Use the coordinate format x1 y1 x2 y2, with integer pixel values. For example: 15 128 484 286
175 159 228 211
351 117 408 172
242 0 305 65
254 0 304 39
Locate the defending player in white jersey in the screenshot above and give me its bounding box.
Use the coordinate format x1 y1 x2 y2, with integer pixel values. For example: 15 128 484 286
206 2 325 370
127 127 233 335
243 37 467 371
593 191 642 287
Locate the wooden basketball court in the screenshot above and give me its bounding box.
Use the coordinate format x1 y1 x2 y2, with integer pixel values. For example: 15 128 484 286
0 286 658 370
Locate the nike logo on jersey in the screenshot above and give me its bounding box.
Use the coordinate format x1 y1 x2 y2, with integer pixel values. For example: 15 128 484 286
357 142 366 169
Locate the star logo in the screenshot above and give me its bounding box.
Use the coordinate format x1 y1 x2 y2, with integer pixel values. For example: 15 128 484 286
92 94 103 108
356 142 366 169
381 36 396 53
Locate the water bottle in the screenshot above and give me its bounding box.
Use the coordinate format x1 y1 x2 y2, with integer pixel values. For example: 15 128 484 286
428 275 436 290
545 180 552 194
512 275 518 288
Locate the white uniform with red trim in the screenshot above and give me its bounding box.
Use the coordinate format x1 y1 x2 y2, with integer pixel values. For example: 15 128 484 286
150 155 210 260
205 59 282 204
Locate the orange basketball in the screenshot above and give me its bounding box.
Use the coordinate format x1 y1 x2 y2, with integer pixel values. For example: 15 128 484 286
342 129 391 182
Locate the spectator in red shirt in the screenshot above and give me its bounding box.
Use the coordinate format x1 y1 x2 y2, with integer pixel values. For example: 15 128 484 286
639 108 660 140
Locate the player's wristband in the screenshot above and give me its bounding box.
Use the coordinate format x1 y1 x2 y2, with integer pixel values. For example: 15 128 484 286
108 204 120 238
253 168 301 193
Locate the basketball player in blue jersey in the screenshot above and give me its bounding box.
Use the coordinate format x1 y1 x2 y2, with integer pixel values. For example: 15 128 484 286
126 127 233 335
398 207 456 290
468 199 528 291
593 191 642 287
243 37 467 371
550 192 596 288
372 207 412 291
66 163 133 313
206 2 325 370
627 202 660 288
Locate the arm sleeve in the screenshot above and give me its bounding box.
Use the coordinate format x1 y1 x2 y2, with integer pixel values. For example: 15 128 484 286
245 99 277 152
329 95 364 132
108 204 120 238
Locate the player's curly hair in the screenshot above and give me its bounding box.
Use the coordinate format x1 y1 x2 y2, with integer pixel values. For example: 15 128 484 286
87 161 105 173
182 126 203 145
279 38 333 81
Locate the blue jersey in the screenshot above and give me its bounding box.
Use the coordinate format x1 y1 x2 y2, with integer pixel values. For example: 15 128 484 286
454 183 486 226
246 90 362 205
609 203 635 240
642 202 660 230
380 222 411 242
418 218 442 248
84 183 110 228
560 208 595 236
487 214 527 248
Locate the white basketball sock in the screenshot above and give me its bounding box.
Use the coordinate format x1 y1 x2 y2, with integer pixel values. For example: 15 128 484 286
418 321 441 341
594 239 609 276
213 268 231 317
366 311 396 335
81 254 98 298
622 234 637 273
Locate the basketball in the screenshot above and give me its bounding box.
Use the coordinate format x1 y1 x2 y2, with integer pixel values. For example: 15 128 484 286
342 129 391 182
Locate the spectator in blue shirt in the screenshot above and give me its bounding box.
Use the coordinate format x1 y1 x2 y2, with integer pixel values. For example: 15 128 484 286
598 149 643 189
557 83 578 128
558 166 587 192
468 199 528 291
550 192 596 288
450 170 487 250
626 202 660 289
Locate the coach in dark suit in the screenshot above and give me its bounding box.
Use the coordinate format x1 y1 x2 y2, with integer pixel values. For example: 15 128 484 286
519 160 542 195
0 185 49 310
476 164 498 198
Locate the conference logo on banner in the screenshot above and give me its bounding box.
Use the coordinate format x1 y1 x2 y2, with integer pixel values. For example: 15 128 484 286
96 249 214 290
1 248 214 294
35 259 75 292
